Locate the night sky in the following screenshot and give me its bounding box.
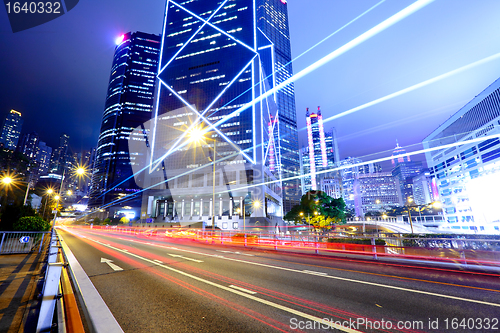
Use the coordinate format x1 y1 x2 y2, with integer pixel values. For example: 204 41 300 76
1 0 500 170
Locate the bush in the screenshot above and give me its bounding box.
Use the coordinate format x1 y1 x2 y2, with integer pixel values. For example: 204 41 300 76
326 238 386 246
13 216 51 231
92 217 101 225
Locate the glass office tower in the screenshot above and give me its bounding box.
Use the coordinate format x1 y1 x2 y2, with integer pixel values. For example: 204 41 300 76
136 0 298 229
0 110 23 151
89 31 161 211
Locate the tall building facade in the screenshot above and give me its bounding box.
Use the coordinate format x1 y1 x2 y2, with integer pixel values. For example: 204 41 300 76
390 141 422 202
89 32 161 210
0 110 23 151
301 107 340 193
423 77 500 231
137 0 298 228
353 172 403 217
257 0 300 213
338 157 383 210
412 171 435 205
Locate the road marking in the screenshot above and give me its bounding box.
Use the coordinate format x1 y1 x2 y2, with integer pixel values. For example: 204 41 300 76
303 270 328 276
100 258 123 271
140 242 500 308
229 285 257 294
217 250 254 256
167 253 203 263
154 260 163 263
71 229 500 308
93 241 361 333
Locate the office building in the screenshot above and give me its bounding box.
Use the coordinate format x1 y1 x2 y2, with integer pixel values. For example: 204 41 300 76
412 171 436 205
0 110 23 151
88 31 161 210
138 0 299 228
390 141 423 202
339 157 382 210
302 107 339 192
353 172 403 217
423 77 500 230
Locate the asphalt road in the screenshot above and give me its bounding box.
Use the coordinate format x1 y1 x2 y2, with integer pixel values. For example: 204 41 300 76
58 227 500 333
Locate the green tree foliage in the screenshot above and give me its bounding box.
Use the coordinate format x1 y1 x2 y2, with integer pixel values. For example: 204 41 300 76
13 216 50 231
120 217 130 224
284 191 346 232
92 217 101 225
103 218 111 225
0 203 38 231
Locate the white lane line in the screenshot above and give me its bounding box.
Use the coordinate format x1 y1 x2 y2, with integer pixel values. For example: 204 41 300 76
143 242 500 308
167 253 203 263
154 260 163 264
216 250 232 253
72 229 500 308
92 240 361 333
229 285 257 294
182 257 204 263
303 270 328 276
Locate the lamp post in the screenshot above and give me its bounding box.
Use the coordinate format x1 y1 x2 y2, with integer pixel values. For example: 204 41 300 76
405 200 442 234
1 175 31 206
188 126 217 235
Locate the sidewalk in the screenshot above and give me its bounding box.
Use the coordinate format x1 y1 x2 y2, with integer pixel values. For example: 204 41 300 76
0 248 46 333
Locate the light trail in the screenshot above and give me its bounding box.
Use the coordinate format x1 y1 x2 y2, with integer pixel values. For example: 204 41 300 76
88 0 428 208
215 132 500 195
319 51 500 127
212 0 435 129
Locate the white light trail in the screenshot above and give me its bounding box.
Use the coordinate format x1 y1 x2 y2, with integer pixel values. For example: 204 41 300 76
213 0 435 129
321 51 500 126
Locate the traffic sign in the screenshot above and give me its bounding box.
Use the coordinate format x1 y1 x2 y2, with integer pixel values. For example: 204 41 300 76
19 236 30 243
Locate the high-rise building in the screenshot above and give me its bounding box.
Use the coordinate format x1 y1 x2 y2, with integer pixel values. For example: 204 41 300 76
137 0 298 228
0 110 23 151
390 141 423 202
36 141 52 176
423 77 500 231
19 132 39 161
412 171 435 205
339 157 383 210
301 107 340 193
49 133 70 175
88 31 161 210
353 172 403 217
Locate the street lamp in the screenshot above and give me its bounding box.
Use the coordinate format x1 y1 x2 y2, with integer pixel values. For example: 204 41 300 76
405 200 442 234
188 126 217 235
1 174 32 206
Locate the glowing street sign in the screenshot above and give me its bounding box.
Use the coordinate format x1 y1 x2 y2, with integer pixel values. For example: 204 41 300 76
19 236 30 244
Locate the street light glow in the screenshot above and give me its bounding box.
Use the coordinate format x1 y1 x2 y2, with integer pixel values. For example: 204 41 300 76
188 126 206 143
2 177 13 185
47 189 54 195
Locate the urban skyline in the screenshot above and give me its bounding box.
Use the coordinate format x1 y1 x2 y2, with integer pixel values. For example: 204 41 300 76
2 1 500 163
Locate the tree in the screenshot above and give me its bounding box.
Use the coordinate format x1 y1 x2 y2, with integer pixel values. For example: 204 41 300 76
120 217 130 224
14 216 50 231
92 217 101 225
284 191 346 232
0 203 38 231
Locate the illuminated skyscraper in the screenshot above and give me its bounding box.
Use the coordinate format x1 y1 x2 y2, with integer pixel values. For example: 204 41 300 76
0 110 23 151
137 0 298 228
302 107 339 192
89 31 161 210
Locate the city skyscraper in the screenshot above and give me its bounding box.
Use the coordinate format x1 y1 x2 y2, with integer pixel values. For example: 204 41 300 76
390 141 423 202
88 31 161 210
0 110 23 151
50 133 70 174
423 77 500 230
137 0 298 228
302 107 339 192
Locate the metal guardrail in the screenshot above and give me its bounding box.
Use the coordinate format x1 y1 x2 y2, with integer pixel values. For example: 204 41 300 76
0 231 49 254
